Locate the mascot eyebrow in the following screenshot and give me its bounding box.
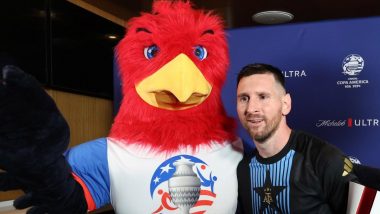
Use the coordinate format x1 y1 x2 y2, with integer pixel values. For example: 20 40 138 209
135 27 214 36
136 27 152 34
202 29 214 35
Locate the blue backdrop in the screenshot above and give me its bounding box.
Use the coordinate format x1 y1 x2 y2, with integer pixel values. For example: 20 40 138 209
114 17 380 168
222 17 380 168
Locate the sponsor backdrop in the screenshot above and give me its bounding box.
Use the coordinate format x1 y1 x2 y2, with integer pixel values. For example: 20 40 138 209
222 17 380 168
114 17 380 168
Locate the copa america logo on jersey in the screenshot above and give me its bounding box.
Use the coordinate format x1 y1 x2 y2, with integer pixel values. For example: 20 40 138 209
342 54 364 76
336 54 369 89
150 155 217 213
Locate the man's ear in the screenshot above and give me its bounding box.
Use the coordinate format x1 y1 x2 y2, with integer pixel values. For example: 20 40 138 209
282 93 291 116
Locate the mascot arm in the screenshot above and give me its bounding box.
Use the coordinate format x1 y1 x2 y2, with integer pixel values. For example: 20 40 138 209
65 138 111 211
0 65 87 213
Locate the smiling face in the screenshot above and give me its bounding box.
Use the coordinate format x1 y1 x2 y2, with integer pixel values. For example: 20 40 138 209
236 73 291 143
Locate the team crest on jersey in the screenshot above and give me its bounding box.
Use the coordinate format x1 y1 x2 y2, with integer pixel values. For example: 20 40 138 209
150 155 217 213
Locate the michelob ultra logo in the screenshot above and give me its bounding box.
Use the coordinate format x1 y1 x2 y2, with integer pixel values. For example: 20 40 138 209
316 118 379 127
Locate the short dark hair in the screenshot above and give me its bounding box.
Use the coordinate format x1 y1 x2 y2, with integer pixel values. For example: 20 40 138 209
237 63 286 90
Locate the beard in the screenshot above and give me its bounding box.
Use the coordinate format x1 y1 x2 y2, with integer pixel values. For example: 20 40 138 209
247 110 282 143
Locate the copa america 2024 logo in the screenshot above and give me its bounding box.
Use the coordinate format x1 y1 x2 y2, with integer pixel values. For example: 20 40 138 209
150 155 217 213
336 54 369 88
342 54 364 76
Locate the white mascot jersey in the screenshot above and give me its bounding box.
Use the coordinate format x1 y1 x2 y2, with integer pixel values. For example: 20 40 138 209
66 137 243 214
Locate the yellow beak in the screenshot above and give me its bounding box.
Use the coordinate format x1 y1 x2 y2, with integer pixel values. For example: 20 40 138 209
135 53 212 110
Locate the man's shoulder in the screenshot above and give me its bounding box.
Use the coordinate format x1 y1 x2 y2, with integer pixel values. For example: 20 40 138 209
292 130 347 177
292 130 327 144
236 145 257 169
292 130 345 162
293 130 337 151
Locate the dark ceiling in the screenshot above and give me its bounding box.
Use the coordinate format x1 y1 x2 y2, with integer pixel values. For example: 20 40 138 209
1 0 379 98
94 0 380 29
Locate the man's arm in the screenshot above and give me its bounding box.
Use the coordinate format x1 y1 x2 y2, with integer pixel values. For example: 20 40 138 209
318 145 351 213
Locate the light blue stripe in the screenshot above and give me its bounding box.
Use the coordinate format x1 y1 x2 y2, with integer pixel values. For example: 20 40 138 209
286 150 295 212
280 157 286 212
283 155 289 212
250 157 256 213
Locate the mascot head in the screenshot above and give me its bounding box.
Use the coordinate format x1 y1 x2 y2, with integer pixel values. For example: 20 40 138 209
110 0 236 152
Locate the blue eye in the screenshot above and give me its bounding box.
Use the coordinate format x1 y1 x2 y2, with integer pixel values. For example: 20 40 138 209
194 45 207 60
144 45 159 59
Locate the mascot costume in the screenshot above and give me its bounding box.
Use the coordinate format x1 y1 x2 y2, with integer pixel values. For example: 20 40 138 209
0 1 243 213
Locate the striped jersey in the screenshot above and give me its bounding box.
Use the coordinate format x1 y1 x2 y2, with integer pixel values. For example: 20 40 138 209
237 130 352 214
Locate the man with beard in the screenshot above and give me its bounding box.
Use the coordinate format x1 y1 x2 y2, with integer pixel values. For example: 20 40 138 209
235 63 353 213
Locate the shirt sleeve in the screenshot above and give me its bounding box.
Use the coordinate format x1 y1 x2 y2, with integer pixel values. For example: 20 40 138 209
64 138 111 210
317 143 350 213
236 149 255 214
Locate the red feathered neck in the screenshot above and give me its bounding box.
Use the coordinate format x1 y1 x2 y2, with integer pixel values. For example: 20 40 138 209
109 0 236 152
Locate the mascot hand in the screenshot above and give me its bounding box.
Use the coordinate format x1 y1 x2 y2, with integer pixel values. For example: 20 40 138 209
0 65 87 214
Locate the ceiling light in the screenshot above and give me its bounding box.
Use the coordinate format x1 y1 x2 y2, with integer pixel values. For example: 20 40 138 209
252 11 294 25
107 35 118 39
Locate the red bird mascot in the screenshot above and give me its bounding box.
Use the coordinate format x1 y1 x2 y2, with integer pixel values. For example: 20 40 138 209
0 1 243 213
